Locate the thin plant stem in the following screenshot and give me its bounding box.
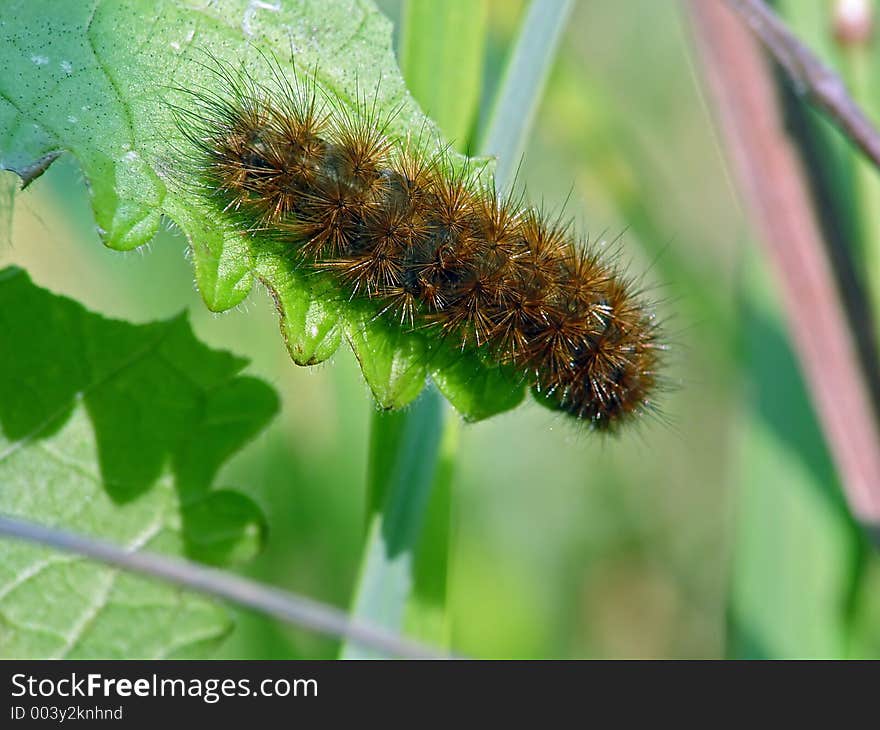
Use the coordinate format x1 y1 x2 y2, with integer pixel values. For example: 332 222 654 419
0 514 448 659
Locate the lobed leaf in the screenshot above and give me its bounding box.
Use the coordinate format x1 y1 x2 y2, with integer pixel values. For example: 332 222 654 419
0 267 278 658
0 0 522 420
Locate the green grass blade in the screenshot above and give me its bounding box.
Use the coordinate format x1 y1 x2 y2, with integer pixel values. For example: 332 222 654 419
400 0 488 149
342 0 571 658
728 251 862 658
404 413 458 645
340 0 490 658
341 387 446 659
0 172 15 248
479 0 573 187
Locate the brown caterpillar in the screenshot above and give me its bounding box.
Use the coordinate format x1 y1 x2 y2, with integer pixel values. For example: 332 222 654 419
173 58 664 431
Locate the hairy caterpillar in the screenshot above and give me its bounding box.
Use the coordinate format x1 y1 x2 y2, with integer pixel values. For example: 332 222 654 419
173 56 664 431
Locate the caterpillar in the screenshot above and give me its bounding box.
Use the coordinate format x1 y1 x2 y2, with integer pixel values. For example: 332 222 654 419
173 57 664 431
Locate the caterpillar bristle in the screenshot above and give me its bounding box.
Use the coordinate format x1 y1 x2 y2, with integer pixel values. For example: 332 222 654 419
174 53 665 432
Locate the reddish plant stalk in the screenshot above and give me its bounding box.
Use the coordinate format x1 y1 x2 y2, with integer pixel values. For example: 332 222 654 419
688 0 880 531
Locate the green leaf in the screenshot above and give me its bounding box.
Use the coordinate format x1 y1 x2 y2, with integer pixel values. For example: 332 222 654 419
345 306 430 410
430 347 525 421
0 0 521 422
0 267 278 658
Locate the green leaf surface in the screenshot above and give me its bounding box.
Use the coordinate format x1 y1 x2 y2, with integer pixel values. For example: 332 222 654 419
0 267 277 658
0 0 520 421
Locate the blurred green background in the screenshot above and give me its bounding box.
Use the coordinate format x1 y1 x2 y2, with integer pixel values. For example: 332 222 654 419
4 0 878 658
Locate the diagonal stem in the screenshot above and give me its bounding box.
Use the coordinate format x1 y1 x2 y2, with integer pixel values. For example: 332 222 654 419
0 513 448 659
722 0 880 173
